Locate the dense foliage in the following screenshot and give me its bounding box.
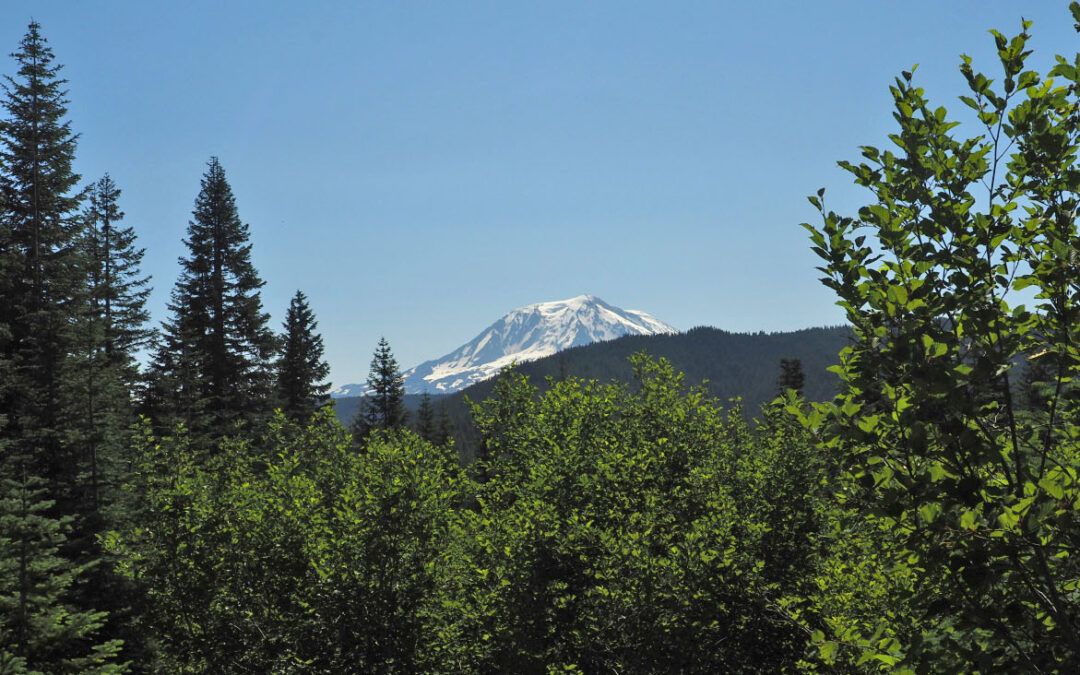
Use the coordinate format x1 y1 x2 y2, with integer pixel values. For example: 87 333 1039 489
110 357 831 673
445 356 826 672
109 413 463 672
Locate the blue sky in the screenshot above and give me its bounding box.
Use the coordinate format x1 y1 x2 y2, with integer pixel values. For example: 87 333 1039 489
1 2 1075 384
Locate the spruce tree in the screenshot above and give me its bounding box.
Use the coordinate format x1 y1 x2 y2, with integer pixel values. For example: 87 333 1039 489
354 337 407 441
277 290 331 424
0 21 84 506
63 175 156 665
434 401 454 447
0 460 125 673
82 175 152 373
153 157 276 450
0 24 132 670
776 358 805 397
415 392 436 442
67 175 151 514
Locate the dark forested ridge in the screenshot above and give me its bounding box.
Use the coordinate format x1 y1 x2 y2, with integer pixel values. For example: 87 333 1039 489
452 324 851 405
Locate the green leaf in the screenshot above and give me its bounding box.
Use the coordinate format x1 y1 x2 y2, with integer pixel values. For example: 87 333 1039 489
999 508 1019 530
960 510 978 530
858 415 880 433
918 502 942 523
841 399 863 417
928 463 948 482
1040 476 1065 501
820 641 839 661
889 284 909 306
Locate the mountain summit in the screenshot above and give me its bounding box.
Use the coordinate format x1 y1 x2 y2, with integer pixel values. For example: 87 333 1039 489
333 295 677 397
401 294 677 394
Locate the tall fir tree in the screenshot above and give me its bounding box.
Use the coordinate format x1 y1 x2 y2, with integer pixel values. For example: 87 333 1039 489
413 392 453 447
82 174 152 374
276 290 331 424
66 174 151 517
61 175 155 665
353 337 407 442
415 391 436 442
0 21 84 507
0 25 126 670
152 157 276 450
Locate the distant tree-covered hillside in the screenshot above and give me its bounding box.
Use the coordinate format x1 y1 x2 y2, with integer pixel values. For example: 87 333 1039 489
460 324 850 404
335 325 851 460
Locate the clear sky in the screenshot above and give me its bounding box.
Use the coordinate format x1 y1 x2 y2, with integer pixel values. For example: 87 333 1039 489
0 2 1075 384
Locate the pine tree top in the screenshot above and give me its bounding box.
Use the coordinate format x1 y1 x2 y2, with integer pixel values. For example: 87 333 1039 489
1 21 80 220
278 289 331 423
154 157 276 446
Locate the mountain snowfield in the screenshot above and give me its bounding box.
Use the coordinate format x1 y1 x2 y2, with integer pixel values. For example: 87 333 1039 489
332 295 677 397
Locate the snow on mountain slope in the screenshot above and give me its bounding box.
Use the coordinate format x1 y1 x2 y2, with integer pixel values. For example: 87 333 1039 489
332 295 676 397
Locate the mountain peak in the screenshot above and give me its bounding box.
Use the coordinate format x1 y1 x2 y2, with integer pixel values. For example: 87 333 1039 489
559 293 599 304
332 295 677 397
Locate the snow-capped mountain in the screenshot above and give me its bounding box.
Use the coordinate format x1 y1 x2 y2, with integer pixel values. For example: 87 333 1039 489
332 295 677 397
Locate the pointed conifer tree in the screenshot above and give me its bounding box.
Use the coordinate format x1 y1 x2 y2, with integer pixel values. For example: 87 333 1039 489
776 358 805 397
353 337 407 441
83 174 152 373
153 158 276 450
276 290 331 424
67 175 151 516
435 402 454 447
0 24 135 669
0 25 140 669
0 21 85 504
415 392 436 442
0 458 125 672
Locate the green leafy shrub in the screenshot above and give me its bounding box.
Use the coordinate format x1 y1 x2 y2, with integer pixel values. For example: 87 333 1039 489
800 6 1080 670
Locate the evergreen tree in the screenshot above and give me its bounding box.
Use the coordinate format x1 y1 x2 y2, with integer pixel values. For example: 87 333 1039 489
276 290 331 424
0 460 125 673
776 357 804 397
82 175 152 374
66 174 151 516
61 175 156 665
0 24 143 669
415 392 436 442
556 352 568 382
138 336 175 437
354 337 407 440
0 21 84 506
0 26 144 668
434 402 454 447
153 157 277 449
